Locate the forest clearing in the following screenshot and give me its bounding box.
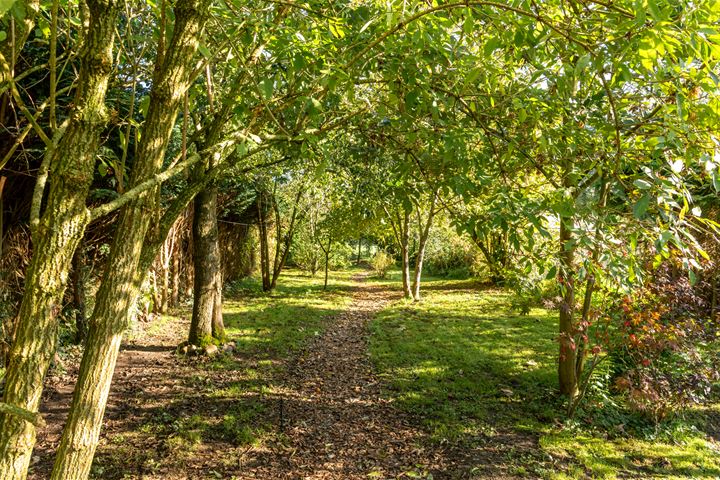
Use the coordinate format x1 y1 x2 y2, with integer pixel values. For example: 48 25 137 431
1 0 719 479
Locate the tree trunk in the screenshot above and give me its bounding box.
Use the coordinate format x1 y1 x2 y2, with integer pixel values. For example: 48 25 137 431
269 186 303 290
356 237 362 265
211 270 225 341
411 193 437 302
558 217 577 397
189 183 220 345
72 241 88 344
0 176 5 255
320 236 332 291
50 2 210 477
0 2 120 477
558 158 578 399
257 192 271 291
171 244 181 306
400 210 412 299
324 252 330 289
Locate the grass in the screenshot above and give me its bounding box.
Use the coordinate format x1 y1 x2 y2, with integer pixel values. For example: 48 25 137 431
221 268 356 358
369 271 720 479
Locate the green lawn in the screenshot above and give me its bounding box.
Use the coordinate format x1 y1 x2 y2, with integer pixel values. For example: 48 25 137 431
369 271 720 479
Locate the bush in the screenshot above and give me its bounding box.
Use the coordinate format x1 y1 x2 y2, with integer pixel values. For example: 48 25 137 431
371 251 394 279
291 233 322 276
423 223 477 277
607 262 719 422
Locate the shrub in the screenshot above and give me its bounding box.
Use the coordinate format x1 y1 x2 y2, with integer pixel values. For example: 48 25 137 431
327 242 354 270
371 251 394 279
423 223 477 277
608 263 719 422
291 233 322 276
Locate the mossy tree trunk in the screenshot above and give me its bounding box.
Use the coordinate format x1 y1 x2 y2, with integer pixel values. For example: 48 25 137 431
72 240 88 344
0 2 119 477
50 2 210 477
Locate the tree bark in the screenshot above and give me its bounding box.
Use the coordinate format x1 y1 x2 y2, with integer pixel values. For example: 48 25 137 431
319 236 332 291
558 158 578 399
400 210 412 299
384 205 412 299
411 193 437 302
72 241 88 344
0 2 120 477
0 176 5 255
171 242 181 306
188 182 221 345
269 185 304 290
211 270 225 341
257 191 271 291
50 2 210 477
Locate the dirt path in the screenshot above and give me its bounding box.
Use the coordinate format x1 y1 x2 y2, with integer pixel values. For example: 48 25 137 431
29 273 533 479
30 317 188 479
246 275 451 479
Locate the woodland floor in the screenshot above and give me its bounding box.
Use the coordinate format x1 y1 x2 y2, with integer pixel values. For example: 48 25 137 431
26 270 720 479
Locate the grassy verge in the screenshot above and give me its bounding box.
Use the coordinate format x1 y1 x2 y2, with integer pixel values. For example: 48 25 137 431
369 272 720 479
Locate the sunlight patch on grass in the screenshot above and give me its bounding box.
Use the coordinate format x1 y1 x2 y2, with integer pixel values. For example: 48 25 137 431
542 432 720 479
221 268 355 357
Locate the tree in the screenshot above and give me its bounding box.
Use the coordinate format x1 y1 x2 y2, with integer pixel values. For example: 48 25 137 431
51 1 214 475
0 2 121 476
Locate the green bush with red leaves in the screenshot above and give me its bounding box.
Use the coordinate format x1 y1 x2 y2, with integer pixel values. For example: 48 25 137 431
609 263 719 422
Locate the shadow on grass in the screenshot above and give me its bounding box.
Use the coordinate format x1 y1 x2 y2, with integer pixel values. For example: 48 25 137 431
369 280 720 479
371 304 560 434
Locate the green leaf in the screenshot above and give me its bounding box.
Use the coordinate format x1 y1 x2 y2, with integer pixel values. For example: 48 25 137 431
574 54 591 75
235 141 248 157
258 78 274 100
546 265 557 280
0 0 16 17
713 170 720 192
198 44 211 59
139 95 150 118
463 10 473 35
633 194 650 218
647 0 662 22
484 37 502 57
0 30 6 42
359 18 374 33
633 178 652 189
